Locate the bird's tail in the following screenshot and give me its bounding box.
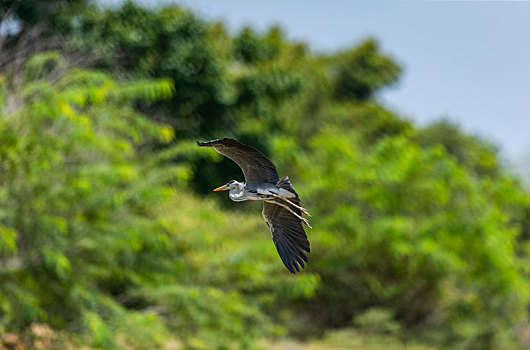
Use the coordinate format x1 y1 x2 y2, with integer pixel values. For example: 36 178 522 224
276 176 299 198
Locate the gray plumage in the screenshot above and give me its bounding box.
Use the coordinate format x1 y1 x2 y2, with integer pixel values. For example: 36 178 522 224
197 138 311 274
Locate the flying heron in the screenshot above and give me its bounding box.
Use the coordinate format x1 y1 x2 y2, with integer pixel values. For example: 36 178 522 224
197 138 311 274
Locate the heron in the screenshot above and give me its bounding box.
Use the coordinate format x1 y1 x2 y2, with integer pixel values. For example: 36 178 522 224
197 138 311 274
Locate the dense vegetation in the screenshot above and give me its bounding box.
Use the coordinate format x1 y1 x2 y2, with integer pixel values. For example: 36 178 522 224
1 1 529 349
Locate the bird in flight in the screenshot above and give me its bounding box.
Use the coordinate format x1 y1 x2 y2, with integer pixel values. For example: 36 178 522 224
197 138 311 274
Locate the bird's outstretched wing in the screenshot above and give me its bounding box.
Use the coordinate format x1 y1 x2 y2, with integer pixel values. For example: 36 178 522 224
263 198 310 274
197 138 279 185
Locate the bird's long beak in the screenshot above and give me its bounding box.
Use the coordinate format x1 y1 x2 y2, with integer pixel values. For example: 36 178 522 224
213 184 229 192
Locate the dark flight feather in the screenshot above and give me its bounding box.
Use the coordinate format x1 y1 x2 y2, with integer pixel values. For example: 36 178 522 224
262 176 310 274
197 138 279 185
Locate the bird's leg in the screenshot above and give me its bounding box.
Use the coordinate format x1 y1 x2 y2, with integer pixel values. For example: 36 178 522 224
270 194 312 217
268 200 312 229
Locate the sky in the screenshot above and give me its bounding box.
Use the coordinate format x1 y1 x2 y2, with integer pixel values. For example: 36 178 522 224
125 0 530 163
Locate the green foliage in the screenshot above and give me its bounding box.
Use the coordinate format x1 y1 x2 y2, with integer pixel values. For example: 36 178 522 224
0 52 174 344
0 0 81 29
273 129 529 348
59 1 228 137
331 38 402 100
234 27 281 64
0 53 319 349
354 308 402 335
310 328 436 350
417 118 501 177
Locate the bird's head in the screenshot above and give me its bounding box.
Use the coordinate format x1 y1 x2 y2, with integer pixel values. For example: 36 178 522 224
213 180 242 192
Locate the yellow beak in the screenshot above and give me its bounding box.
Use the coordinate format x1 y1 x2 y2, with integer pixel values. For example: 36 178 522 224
213 185 229 192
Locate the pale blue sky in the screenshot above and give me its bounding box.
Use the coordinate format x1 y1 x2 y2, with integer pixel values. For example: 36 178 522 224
124 0 530 162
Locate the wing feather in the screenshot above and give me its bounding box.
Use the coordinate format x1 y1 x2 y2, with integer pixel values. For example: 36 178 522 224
263 198 310 274
197 138 279 185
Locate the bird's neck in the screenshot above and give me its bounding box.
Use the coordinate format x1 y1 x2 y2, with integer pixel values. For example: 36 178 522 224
229 182 245 201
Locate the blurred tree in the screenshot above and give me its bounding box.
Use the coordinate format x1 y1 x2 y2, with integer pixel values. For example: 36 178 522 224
0 52 318 349
36 2 306 195
61 1 229 138
272 130 529 349
331 38 402 101
0 0 81 27
0 0 86 71
417 118 501 177
233 26 281 64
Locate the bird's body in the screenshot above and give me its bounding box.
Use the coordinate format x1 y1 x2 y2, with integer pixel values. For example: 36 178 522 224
224 180 298 202
197 138 311 273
